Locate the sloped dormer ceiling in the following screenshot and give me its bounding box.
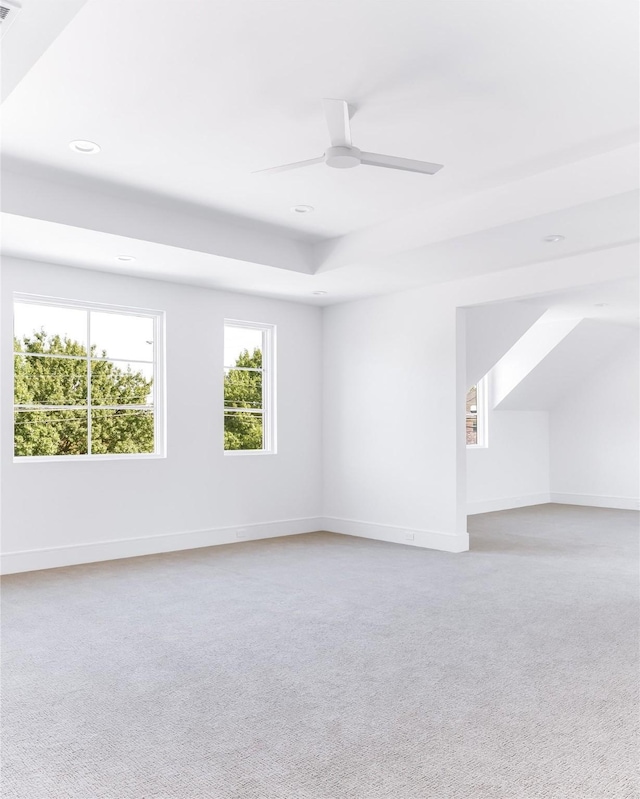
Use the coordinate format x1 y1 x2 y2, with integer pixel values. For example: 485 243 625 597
495 319 637 411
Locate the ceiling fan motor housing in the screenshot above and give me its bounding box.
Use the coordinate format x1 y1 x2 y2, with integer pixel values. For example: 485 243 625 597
256 100 443 175
325 146 361 169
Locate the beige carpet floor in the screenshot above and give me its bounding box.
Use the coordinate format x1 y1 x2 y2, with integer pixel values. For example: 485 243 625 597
2 504 638 798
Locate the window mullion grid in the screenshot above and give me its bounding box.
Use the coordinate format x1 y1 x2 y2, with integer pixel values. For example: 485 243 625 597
261 329 267 450
223 364 264 414
223 360 265 415
11 351 153 365
223 320 275 454
477 376 487 447
153 314 158 456
87 310 92 455
16 404 153 411
12 351 84 361
13 295 163 460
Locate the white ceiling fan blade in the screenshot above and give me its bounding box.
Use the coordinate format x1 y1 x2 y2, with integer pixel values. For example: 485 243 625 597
322 98 352 146
360 152 444 175
253 156 324 175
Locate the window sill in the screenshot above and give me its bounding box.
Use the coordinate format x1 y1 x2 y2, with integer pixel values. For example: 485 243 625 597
13 453 166 464
224 449 276 457
466 444 488 450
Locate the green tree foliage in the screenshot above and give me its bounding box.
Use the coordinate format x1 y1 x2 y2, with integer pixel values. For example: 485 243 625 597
224 348 263 450
14 331 154 456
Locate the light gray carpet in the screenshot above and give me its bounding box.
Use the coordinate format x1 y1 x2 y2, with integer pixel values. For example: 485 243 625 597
2 504 638 798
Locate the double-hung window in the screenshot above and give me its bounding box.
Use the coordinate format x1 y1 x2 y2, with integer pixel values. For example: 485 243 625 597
466 376 488 448
13 295 164 460
223 320 275 454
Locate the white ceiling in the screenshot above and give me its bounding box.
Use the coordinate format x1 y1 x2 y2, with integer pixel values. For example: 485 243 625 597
535 278 640 328
465 276 639 411
1 0 638 304
495 317 638 410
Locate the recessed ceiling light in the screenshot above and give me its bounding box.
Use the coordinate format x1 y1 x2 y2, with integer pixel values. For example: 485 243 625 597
543 234 565 243
70 140 101 154
313 290 328 296
291 205 314 214
116 255 135 262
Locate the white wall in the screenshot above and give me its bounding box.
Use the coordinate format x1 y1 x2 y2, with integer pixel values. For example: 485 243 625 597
322 289 469 553
467 408 550 513
320 251 638 551
1 257 323 571
3 248 636 571
550 336 640 509
465 300 551 513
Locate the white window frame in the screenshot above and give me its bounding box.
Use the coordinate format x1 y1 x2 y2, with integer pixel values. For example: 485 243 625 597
466 375 488 449
12 293 166 463
223 319 276 456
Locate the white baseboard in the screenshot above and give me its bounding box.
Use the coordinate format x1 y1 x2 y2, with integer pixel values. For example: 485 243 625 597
0 517 324 575
550 493 640 511
467 493 551 515
321 517 469 553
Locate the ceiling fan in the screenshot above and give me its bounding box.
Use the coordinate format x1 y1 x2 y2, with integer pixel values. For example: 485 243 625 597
255 98 444 176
